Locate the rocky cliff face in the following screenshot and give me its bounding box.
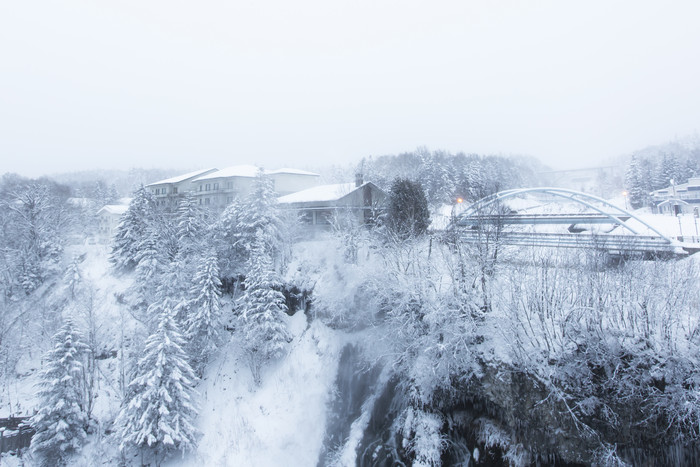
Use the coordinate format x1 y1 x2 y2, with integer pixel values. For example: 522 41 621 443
319 339 700 466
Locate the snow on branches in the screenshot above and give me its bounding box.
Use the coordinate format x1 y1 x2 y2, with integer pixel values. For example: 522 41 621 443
31 319 90 466
116 304 199 464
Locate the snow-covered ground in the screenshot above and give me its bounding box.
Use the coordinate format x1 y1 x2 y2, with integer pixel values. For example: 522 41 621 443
622 211 700 240
2 232 364 467
5 202 700 466
173 314 342 467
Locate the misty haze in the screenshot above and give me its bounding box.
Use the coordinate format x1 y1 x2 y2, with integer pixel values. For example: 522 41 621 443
2 1 700 466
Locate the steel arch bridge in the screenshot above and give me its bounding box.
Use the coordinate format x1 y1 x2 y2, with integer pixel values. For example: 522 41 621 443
453 187 697 256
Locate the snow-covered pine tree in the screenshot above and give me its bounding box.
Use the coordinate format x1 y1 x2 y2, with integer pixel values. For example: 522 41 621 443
418 148 454 207
160 193 209 322
185 249 223 374
152 257 192 327
64 255 82 299
7 183 66 293
625 155 648 208
133 226 166 304
237 231 290 385
236 171 285 263
685 157 699 180
176 192 206 258
116 304 198 465
466 159 485 201
31 319 89 466
110 186 157 272
385 178 431 240
215 197 247 277
214 172 287 279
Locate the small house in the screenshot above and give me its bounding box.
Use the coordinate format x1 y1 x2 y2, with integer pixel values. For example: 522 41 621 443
651 177 700 213
96 204 129 240
656 198 690 215
278 176 386 230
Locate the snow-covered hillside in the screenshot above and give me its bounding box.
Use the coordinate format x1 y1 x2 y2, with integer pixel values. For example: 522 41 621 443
4 172 700 467
177 315 341 467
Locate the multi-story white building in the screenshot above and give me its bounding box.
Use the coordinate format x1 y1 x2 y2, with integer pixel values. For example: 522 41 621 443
146 168 218 210
189 165 260 208
146 166 320 210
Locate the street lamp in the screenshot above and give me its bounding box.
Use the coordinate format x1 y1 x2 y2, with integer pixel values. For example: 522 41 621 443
622 190 629 210
451 197 464 223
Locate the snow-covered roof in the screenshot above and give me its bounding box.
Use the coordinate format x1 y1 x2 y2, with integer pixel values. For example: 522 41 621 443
147 168 217 186
658 198 690 206
278 183 359 204
97 205 129 215
193 165 261 181
266 168 320 177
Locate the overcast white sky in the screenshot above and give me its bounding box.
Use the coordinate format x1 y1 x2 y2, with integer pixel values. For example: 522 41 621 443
1 0 699 177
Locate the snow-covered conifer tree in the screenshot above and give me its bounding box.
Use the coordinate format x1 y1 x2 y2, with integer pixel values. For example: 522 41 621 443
214 197 248 278
6 183 66 293
385 178 431 240
237 231 290 385
466 160 485 201
625 155 648 208
176 192 206 258
110 186 157 272
237 171 285 261
158 193 209 322
134 227 166 303
116 304 198 465
64 255 82 299
418 148 454 207
185 249 223 374
31 319 89 466
151 257 191 327
215 172 286 278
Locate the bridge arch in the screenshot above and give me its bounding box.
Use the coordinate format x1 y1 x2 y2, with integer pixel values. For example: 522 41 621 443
456 187 677 244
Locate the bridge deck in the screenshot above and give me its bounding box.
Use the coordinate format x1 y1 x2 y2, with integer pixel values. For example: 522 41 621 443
456 213 630 226
458 230 692 255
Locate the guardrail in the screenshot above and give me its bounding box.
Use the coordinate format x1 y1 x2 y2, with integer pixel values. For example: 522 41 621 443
457 231 689 255
456 213 631 225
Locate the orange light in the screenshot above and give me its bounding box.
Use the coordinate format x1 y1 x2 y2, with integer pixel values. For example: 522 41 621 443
456 198 463 203
622 191 628 197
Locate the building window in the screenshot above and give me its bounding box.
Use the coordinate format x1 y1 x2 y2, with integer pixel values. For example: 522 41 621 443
173 187 178 194
226 182 233 189
199 185 203 192
205 198 210 205
213 183 219 190
206 183 211 191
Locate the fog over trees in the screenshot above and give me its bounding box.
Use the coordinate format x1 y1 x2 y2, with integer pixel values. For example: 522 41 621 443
1 144 700 466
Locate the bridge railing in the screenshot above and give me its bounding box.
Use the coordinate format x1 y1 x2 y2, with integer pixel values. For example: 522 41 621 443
457 230 687 254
